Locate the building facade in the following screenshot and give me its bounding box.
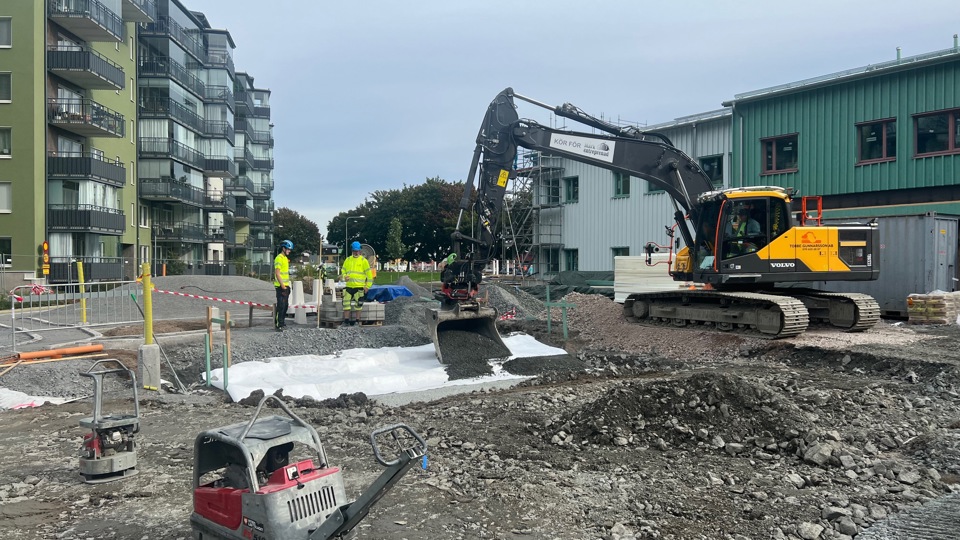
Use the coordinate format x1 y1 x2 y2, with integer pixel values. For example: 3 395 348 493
0 0 274 286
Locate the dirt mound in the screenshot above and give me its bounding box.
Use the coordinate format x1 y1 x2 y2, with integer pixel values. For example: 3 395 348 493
550 372 813 450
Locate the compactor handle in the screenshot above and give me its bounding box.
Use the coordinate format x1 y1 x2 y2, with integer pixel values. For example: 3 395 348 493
370 424 427 466
79 358 132 378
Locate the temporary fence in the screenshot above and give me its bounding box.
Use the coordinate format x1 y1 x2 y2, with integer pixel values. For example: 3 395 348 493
3 279 143 357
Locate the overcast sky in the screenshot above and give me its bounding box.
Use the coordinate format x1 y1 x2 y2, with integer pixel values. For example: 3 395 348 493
185 0 958 239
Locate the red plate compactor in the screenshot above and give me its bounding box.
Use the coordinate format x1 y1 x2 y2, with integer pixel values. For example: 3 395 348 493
190 395 426 539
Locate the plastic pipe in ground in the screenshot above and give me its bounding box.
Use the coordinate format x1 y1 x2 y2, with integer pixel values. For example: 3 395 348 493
17 344 104 360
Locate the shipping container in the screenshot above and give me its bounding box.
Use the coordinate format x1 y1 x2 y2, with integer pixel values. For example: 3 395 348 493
816 213 959 318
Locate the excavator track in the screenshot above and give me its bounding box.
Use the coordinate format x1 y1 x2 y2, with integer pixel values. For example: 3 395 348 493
776 289 881 332
623 290 809 339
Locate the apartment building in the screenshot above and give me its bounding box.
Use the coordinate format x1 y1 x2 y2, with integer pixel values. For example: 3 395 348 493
0 0 151 284
0 0 274 286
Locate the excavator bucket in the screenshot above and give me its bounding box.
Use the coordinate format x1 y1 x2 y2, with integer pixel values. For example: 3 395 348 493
426 305 511 364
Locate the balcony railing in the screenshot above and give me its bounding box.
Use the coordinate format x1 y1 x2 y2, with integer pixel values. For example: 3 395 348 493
139 137 205 169
139 98 202 132
233 145 255 166
204 192 237 212
153 222 205 242
48 257 123 284
204 156 238 178
252 104 270 118
48 151 126 188
233 117 249 134
206 226 236 244
251 237 273 249
204 85 234 109
233 205 251 221
249 129 273 146
48 204 125 234
234 88 254 114
48 0 122 42
252 210 272 224
252 181 272 199
205 48 235 78
202 120 234 141
233 232 253 248
224 176 254 195
251 157 274 170
48 98 125 138
139 177 205 206
139 16 205 63
121 0 156 22
47 45 124 90
137 57 205 99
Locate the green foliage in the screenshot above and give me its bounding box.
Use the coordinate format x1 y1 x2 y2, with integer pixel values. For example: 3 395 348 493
386 217 406 260
231 255 251 276
327 177 464 263
273 208 323 258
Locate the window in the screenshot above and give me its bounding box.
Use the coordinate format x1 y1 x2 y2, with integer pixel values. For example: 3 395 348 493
0 18 11 47
857 119 897 163
563 175 579 203
613 172 630 198
564 249 578 271
0 73 10 102
139 204 149 227
0 127 9 156
612 247 629 257
761 134 798 174
0 238 10 267
699 155 724 184
915 109 960 156
0 182 10 212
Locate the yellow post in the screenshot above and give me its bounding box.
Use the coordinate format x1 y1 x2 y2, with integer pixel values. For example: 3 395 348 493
142 262 153 345
77 261 87 324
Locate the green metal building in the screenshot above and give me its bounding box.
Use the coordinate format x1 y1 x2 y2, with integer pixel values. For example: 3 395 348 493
725 43 960 219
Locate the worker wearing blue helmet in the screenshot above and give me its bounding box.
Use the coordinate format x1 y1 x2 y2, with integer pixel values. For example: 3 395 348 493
340 241 372 326
273 239 294 331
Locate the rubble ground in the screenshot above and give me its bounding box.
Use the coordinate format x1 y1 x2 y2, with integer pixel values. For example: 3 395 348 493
2 280 960 540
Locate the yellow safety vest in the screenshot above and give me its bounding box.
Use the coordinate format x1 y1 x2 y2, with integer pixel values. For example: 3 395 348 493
342 255 372 288
273 253 290 287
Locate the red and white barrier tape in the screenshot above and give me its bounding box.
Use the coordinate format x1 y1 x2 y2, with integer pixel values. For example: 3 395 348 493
152 288 317 311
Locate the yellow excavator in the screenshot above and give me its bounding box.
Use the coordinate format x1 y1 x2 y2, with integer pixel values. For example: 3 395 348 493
427 88 880 362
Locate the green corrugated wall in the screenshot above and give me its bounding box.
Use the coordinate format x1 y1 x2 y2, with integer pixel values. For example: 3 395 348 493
733 58 960 197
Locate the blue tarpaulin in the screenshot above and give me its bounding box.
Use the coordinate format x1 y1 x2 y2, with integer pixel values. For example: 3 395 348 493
365 285 413 302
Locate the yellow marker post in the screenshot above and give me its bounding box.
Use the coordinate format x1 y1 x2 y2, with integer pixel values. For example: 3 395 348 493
142 262 153 345
77 261 87 324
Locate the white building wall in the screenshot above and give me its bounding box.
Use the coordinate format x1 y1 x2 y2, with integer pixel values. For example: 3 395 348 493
540 110 732 272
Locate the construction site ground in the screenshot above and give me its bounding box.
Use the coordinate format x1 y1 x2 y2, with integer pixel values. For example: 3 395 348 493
1 275 960 539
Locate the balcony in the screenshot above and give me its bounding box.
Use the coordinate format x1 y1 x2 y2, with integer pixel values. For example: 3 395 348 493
252 181 273 199
204 192 237 212
249 129 273 146
205 48 236 78
48 257 123 284
139 137 204 169
138 57 205 100
234 88 254 114
233 205 251 222
139 98 202 132
204 85 234 110
234 145 254 167
48 204 125 234
252 157 274 170
202 120 234 141
48 0 122 43
139 176 204 206
204 156 238 178
252 104 270 118
121 0 156 22
234 117 249 134
251 237 273 249
206 226 236 245
47 45 124 91
139 16 205 63
48 98 125 138
252 210 272 224
48 151 126 188
153 222 205 243
224 176 254 196
233 232 253 248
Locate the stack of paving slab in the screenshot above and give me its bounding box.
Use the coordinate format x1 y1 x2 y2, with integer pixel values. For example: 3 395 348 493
907 291 960 325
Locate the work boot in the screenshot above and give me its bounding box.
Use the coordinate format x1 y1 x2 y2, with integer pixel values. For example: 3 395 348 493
342 319 350 327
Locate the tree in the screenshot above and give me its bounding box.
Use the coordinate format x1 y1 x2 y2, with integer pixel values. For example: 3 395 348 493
385 217 406 261
273 207 322 259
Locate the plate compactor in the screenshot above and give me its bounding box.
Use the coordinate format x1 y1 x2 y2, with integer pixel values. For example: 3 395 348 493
190 395 427 540
77 359 141 484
